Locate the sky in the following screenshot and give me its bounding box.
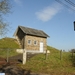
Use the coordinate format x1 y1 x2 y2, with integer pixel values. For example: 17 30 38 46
3 0 75 51
0 73 5 75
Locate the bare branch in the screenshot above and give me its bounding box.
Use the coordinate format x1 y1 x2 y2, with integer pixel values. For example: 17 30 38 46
0 0 11 37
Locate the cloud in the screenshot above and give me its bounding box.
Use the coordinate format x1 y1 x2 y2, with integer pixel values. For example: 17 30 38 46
35 3 62 22
14 0 22 6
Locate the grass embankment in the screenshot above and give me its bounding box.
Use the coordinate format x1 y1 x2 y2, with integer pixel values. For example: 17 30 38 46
0 37 21 57
0 38 75 74
19 46 75 75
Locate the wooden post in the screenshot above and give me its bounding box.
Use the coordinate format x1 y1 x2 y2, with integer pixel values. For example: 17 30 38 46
45 50 50 60
45 50 48 60
72 51 73 58
60 50 62 60
23 49 26 64
7 49 9 62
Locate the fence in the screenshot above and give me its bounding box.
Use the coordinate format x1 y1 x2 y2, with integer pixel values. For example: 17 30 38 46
0 48 23 64
0 49 49 64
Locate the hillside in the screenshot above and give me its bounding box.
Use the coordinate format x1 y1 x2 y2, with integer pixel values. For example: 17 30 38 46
0 37 21 57
19 46 75 75
47 45 59 53
0 38 75 74
0 37 20 49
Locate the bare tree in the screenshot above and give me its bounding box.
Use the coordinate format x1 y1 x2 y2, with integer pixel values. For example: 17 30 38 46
0 0 11 37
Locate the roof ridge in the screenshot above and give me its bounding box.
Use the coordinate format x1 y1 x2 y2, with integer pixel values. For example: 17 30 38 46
19 25 43 31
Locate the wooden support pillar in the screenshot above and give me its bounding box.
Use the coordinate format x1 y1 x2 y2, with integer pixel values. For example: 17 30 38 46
23 49 26 64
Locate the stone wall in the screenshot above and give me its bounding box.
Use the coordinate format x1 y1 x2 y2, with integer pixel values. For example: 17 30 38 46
25 35 47 51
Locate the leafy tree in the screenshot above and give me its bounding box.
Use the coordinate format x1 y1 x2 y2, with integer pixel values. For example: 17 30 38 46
0 0 11 37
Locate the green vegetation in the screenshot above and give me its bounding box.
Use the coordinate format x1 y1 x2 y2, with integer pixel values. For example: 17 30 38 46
0 37 21 57
0 38 75 74
19 46 75 75
0 37 20 49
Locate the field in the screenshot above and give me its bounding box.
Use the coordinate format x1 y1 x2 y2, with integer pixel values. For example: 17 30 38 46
0 38 75 75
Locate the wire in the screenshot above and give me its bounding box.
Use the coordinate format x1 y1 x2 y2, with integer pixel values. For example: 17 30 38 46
55 0 75 12
65 0 75 7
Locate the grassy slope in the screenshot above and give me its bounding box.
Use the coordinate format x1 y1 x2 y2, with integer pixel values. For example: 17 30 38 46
19 46 75 75
0 37 20 48
0 37 21 57
0 38 75 74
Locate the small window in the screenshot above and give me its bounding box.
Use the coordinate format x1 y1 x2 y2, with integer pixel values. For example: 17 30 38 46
34 41 37 45
28 40 31 45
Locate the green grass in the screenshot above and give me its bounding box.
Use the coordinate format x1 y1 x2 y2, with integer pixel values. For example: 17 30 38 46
18 46 75 75
0 38 75 74
0 37 21 57
0 37 20 49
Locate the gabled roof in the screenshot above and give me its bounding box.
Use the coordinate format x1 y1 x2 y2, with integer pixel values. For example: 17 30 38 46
14 26 49 38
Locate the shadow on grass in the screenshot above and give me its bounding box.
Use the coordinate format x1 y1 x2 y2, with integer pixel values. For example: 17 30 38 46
0 64 31 75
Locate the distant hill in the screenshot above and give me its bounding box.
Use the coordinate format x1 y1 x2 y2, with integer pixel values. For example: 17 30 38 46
0 37 20 49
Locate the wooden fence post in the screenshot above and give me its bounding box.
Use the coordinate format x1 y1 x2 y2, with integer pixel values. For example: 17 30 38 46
45 50 50 60
23 49 26 64
45 50 48 60
72 51 73 58
60 50 62 60
7 49 9 62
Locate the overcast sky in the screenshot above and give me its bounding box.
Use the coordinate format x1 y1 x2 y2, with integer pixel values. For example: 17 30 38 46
4 0 75 51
